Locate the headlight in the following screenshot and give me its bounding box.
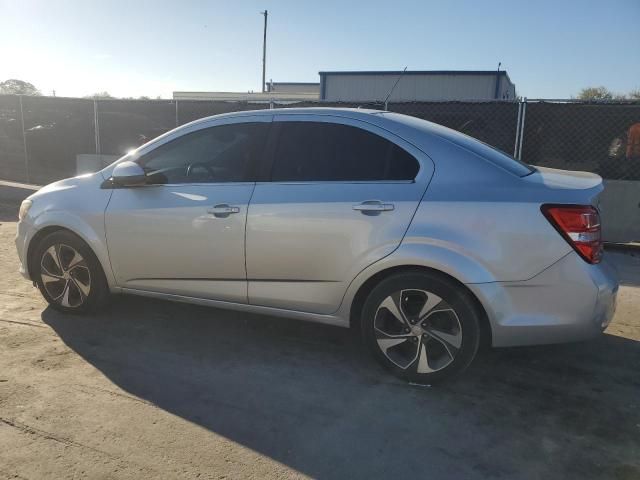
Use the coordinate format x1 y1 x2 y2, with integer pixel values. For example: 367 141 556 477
18 199 32 221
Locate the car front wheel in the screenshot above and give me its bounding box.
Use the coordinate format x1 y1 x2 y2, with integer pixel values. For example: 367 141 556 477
33 230 109 314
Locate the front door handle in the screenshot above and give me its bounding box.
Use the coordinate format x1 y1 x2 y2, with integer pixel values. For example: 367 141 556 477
353 201 395 213
208 204 240 217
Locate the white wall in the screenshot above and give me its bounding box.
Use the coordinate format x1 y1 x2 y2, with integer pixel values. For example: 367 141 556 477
601 180 640 243
173 91 319 101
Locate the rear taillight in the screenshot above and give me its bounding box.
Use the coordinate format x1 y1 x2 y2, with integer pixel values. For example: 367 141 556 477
541 204 603 264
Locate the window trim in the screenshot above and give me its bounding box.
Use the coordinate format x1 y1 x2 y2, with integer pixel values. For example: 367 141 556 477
130 120 272 186
262 116 423 184
258 180 415 186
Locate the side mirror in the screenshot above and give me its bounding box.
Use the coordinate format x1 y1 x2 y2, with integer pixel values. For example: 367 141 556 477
111 161 146 187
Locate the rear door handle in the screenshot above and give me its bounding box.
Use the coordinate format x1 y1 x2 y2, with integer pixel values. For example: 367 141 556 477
208 204 240 217
352 201 395 213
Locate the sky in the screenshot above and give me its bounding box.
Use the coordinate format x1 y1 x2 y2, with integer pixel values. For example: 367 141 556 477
1 0 639 99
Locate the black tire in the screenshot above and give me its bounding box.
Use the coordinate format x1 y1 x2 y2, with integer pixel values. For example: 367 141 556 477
32 230 110 314
361 270 481 383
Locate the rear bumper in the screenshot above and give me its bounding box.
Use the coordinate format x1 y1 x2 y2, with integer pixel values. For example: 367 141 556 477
469 251 618 347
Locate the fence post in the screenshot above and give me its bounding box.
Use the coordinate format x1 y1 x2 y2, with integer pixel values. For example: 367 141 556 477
18 95 30 183
517 98 527 160
513 100 523 157
93 99 101 155
175 100 179 127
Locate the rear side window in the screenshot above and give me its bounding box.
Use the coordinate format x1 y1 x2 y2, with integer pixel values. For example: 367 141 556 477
271 121 419 182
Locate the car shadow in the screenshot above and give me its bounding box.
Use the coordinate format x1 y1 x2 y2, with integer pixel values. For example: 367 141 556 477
42 295 640 479
605 248 640 287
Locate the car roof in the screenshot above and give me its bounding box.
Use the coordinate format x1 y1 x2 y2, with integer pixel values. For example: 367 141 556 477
104 107 528 181
183 107 433 137
155 107 485 163
195 107 471 152
186 107 384 123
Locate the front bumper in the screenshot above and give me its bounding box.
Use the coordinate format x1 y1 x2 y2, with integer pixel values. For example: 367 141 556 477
15 219 35 280
469 251 618 347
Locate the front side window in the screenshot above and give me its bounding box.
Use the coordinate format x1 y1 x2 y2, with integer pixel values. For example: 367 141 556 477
139 123 268 184
271 122 419 182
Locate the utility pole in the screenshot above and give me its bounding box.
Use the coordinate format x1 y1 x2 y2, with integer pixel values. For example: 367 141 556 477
260 10 268 92
494 61 502 99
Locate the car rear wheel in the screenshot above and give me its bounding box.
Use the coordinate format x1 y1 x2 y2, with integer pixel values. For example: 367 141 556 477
361 271 481 383
33 230 109 314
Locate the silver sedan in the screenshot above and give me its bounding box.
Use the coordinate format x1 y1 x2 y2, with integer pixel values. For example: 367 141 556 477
15 108 618 382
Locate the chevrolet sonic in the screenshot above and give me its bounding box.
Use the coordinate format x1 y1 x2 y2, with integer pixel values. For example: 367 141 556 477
15 108 618 382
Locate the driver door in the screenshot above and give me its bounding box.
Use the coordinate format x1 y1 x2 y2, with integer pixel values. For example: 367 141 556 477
105 116 271 303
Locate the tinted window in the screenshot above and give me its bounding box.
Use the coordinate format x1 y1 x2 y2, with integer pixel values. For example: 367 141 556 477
139 123 268 184
271 122 419 182
458 138 534 177
379 111 533 177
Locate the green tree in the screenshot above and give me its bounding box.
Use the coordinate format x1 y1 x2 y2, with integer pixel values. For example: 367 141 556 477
0 79 41 95
577 86 615 100
576 86 631 100
84 91 114 99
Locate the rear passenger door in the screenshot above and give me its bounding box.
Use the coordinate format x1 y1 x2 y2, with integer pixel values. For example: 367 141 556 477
245 114 434 314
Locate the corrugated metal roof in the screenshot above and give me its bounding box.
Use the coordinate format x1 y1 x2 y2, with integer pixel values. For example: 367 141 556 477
320 70 514 88
319 70 509 76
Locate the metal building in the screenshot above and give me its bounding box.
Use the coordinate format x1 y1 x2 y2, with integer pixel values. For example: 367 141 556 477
319 70 516 102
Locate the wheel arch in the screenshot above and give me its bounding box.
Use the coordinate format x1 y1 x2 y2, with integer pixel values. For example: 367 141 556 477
26 216 116 290
348 265 492 349
26 225 66 279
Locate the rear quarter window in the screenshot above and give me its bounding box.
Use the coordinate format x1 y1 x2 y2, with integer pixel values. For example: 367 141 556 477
458 138 534 177
377 111 533 177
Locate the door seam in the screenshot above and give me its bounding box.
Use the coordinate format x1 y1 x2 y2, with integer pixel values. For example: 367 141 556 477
244 182 257 303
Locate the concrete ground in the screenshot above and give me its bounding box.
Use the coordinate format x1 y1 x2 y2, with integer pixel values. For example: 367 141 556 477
0 199 639 479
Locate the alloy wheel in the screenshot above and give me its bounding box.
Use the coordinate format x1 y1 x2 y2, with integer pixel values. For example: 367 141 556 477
374 289 462 373
40 244 91 308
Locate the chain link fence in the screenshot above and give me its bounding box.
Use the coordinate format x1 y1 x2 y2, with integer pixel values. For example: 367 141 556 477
388 101 520 156
1 95 639 241
519 100 640 181
0 96 24 182
1 95 639 185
